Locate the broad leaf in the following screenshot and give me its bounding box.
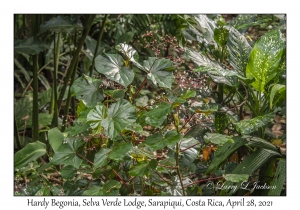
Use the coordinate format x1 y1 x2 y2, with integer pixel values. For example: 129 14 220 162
129 159 158 176
143 102 171 127
229 14 257 32
223 174 249 182
48 127 64 152
144 57 174 89
84 35 104 62
194 15 216 44
51 137 85 168
181 89 196 100
116 32 135 45
242 135 277 151
101 99 137 139
269 84 286 109
40 15 83 33
246 30 285 92
26 113 53 129
14 96 32 129
94 148 111 168
205 137 247 174
227 27 252 76
234 112 275 135
204 133 234 145
145 130 181 150
268 159 286 195
14 141 46 169
115 43 143 70
61 165 76 180
87 105 107 130
214 27 229 47
108 142 133 161
70 74 104 107
95 54 134 87
185 48 244 86
180 137 200 167
83 180 121 196
220 148 281 195
14 37 48 55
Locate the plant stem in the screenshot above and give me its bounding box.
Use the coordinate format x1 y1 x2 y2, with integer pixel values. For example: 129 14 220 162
89 14 108 76
31 14 41 141
132 77 148 100
51 32 61 128
57 14 96 111
176 142 186 196
62 59 78 131
14 116 21 149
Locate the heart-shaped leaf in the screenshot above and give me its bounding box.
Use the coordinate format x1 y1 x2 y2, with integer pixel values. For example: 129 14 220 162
87 104 107 131
101 99 137 140
51 137 85 168
95 54 134 87
15 37 48 55
116 43 143 70
70 74 104 108
144 57 174 89
40 15 83 33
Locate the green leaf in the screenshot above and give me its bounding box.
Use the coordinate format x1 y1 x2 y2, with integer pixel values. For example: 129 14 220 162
40 15 83 33
14 96 32 129
26 113 53 129
95 54 134 87
83 180 121 196
65 122 90 136
61 165 76 180
214 27 229 47
242 135 277 151
246 30 285 92
84 35 103 61
129 159 158 176
268 159 286 195
108 142 133 161
143 102 171 127
14 37 48 55
144 57 174 89
204 133 234 146
87 105 107 130
14 141 46 169
227 27 252 76
116 32 135 45
223 174 249 182
82 186 104 196
220 148 281 195
229 14 257 32
38 88 52 109
145 130 181 150
205 137 247 174
70 74 104 108
234 112 275 135
94 148 111 168
182 89 196 100
48 127 64 152
269 84 286 109
215 112 229 134
101 99 137 140
180 137 200 167
115 43 143 69
194 15 216 44
185 48 244 86
102 180 121 195
51 137 85 168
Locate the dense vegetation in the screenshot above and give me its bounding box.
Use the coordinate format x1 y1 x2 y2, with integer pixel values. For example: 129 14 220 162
14 14 286 196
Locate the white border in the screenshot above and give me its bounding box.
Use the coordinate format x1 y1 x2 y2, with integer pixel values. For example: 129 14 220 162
3 0 298 209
